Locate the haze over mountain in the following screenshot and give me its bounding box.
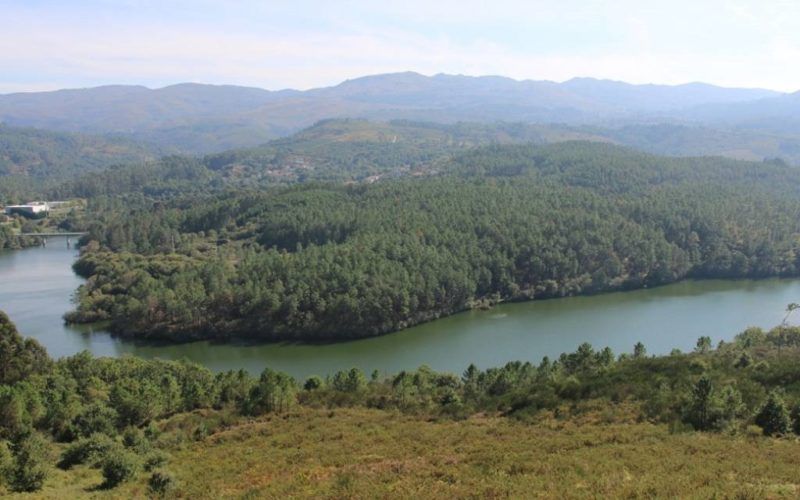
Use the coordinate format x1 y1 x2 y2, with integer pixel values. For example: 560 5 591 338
681 91 800 134
0 72 792 154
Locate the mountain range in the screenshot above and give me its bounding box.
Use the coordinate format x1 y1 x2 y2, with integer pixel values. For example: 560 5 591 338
0 72 796 154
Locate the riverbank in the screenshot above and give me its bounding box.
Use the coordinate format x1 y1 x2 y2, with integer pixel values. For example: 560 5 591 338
1 242 799 379
4 312 800 498
0 226 42 250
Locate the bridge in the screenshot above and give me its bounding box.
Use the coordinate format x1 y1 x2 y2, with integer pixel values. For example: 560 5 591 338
17 232 88 248
18 232 88 237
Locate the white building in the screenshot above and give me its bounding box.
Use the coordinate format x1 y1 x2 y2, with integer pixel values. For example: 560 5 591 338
4 201 50 217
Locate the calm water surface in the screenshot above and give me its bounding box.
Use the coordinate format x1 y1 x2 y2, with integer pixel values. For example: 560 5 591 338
1 239 798 380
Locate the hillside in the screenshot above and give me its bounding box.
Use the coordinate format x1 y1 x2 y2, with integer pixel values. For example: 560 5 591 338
23 408 800 498
0 124 158 179
206 120 800 182
203 120 613 184
8 119 800 197
0 73 787 154
4 308 800 498
0 84 295 153
588 123 800 164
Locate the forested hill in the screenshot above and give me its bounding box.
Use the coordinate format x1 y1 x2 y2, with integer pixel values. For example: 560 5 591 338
63 142 800 341
0 124 158 179
122 118 800 193
189 119 800 185
201 119 608 184
52 119 600 197
10 119 800 202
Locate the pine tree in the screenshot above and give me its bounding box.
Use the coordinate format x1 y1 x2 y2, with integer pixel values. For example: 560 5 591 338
755 391 791 436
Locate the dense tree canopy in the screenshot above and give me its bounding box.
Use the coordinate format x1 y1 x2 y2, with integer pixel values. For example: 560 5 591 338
64 142 800 341
0 312 50 385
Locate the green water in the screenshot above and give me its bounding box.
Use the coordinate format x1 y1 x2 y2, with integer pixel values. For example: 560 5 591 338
1 239 798 380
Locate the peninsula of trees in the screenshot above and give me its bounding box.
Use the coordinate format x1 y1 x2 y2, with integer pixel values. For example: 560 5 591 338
62 141 800 341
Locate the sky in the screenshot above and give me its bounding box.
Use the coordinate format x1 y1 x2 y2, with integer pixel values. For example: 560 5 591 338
2 0 799 94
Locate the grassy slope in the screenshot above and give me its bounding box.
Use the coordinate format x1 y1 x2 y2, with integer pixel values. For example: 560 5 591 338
12 406 800 499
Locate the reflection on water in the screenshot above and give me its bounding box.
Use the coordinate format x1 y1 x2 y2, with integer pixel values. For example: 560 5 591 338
1 239 798 380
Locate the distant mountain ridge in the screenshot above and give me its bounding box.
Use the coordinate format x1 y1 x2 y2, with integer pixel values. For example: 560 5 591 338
0 72 793 154
681 92 800 133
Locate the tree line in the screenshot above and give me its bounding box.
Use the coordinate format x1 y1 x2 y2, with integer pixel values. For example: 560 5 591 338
5 308 800 493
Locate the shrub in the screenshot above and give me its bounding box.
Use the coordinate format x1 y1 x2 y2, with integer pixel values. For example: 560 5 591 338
148 469 177 496
303 376 324 391
683 376 719 431
100 448 139 488
753 360 770 372
143 450 168 472
144 422 161 441
755 391 791 436
9 432 49 492
734 352 752 369
122 426 151 454
74 403 118 438
792 405 800 435
734 327 766 348
58 433 115 469
332 368 367 393
193 423 210 441
243 369 296 415
716 385 745 432
695 336 712 354
744 425 763 438
0 440 12 486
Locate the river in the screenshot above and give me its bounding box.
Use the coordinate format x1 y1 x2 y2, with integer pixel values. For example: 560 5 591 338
1 239 798 380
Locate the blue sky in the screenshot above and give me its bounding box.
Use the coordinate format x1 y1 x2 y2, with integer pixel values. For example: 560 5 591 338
2 0 799 93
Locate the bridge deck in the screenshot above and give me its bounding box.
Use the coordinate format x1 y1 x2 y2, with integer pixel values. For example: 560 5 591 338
18 232 88 237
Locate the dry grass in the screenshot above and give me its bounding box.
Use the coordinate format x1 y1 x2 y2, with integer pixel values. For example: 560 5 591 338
8 405 800 499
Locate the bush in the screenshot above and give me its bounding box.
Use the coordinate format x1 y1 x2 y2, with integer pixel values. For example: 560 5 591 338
144 422 161 441
9 432 49 492
244 369 296 415
683 377 719 431
792 405 800 435
0 440 12 486
122 426 151 454
74 403 118 438
755 391 791 436
745 425 763 438
695 336 712 354
303 376 324 391
143 450 168 472
148 469 177 496
332 368 366 393
734 352 752 369
58 433 115 469
100 448 139 488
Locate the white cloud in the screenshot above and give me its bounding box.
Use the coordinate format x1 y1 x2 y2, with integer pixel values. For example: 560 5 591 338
1 0 799 93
